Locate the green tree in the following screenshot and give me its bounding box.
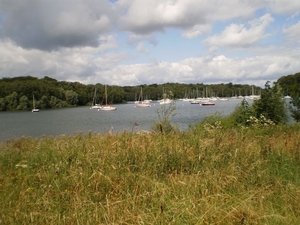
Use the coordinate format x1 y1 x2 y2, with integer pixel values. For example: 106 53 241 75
230 99 253 126
49 95 68 108
65 90 78 105
17 95 30 110
39 95 49 109
277 72 300 96
5 92 19 110
49 96 61 108
0 98 7 111
252 81 287 124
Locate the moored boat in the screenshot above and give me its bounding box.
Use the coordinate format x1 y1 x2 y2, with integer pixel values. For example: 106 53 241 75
100 105 117 111
32 95 39 112
100 85 117 111
159 98 172 105
135 87 151 108
201 101 215 106
91 88 102 109
190 99 201 104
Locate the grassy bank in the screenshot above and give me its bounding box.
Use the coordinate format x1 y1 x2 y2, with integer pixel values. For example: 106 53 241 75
1 123 300 224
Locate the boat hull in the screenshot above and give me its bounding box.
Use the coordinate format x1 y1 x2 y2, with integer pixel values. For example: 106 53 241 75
201 102 215 106
136 103 151 108
91 105 102 109
100 106 117 111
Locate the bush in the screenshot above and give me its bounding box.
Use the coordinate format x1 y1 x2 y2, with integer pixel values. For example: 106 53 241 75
252 81 288 124
151 102 179 134
224 82 288 128
229 99 254 127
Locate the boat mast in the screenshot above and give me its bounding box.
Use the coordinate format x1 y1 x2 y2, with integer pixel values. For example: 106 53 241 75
105 85 109 105
33 95 35 109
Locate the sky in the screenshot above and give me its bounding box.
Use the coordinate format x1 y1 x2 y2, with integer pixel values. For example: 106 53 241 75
0 0 300 87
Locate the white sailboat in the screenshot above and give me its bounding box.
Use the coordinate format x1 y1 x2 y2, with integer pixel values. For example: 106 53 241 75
90 88 102 109
159 88 172 105
135 87 151 108
32 95 39 112
100 85 117 111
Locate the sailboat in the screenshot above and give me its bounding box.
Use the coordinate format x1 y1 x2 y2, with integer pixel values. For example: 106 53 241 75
90 88 102 109
100 85 117 111
32 95 39 112
159 88 172 105
201 87 215 106
201 101 215 106
135 87 151 108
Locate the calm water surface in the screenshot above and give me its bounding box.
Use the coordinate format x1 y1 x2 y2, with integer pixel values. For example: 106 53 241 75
0 99 244 141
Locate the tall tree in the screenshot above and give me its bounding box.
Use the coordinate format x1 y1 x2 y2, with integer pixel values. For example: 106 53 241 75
17 95 30 110
65 90 78 105
5 92 19 110
252 81 287 124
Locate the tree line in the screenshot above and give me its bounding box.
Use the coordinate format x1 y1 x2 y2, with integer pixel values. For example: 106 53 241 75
0 73 298 112
277 72 300 121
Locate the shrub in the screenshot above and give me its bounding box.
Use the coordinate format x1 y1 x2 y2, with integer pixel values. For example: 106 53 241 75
246 114 275 127
151 102 179 134
225 82 288 127
229 98 254 126
252 81 288 124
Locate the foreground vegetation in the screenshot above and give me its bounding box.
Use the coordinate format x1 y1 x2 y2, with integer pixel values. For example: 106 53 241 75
1 121 300 224
1 79 299 224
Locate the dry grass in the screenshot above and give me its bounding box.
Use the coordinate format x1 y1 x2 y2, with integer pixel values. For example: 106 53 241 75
0 124 300 224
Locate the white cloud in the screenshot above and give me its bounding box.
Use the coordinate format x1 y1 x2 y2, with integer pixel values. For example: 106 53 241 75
87 53 300 87
283 21 300 45
0 34 120 82
182 24 211 39
1 0 300 88
117 0 261 36
266 1 300 15
136 42 150 54
93 52 130 70
204 14 274 48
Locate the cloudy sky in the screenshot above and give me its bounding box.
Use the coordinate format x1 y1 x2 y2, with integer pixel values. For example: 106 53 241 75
1 0 300 87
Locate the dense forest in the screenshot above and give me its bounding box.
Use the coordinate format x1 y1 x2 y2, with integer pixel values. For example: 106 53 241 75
0 72 299 111
277 72 300 97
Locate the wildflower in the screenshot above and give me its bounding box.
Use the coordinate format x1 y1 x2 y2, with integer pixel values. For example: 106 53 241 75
15 160 28 168
15 164 28 168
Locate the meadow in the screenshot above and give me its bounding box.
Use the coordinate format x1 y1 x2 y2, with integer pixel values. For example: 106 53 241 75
0 121 300 224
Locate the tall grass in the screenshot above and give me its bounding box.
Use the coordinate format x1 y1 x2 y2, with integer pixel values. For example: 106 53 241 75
1 123 300 224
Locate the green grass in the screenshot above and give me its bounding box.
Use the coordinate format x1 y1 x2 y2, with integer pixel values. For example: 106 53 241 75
1 123 300 224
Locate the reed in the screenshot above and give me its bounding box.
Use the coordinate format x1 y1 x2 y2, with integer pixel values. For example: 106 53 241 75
1 123 300 224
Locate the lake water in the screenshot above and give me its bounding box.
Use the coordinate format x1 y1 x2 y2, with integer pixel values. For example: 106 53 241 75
0 99 244 141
